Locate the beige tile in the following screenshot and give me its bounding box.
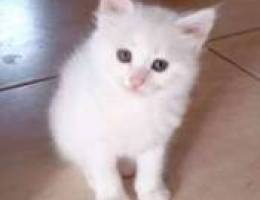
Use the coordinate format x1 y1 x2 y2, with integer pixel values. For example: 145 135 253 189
168 51 260 200
212 0 260 38
0 158 91 200
0 152 61 200
0 80 57 160
209 31 260 79
33 166 93 200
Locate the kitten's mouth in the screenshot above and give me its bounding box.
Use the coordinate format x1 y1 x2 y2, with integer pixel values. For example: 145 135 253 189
130 82 145 92
124 79 146 93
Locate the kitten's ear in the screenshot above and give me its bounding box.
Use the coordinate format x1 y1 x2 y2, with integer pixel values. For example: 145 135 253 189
98 0 134 13
175 8 217 49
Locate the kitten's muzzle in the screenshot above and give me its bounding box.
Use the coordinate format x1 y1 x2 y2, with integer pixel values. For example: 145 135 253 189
128 68 150 90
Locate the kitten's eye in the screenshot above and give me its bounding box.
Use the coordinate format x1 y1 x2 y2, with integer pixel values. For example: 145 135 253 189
151 59 169 72
117 49 132 63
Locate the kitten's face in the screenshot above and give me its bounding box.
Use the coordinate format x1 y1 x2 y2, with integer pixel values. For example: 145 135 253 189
94 0 216 95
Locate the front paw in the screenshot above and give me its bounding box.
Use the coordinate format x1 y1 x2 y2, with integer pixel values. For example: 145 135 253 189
138 188 171 200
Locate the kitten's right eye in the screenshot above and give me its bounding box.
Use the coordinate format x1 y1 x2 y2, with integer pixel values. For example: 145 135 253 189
117 49 132 63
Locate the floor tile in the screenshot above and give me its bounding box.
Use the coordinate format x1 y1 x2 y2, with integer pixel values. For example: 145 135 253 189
212 0 260 39
0 80 56 160
168 51 260 200
0 79 62 200
0 151 63 200
0 0 94 89
32 166 93 200
209 31 260 79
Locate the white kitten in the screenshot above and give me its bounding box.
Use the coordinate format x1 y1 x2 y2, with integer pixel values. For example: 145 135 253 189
49 0 216 199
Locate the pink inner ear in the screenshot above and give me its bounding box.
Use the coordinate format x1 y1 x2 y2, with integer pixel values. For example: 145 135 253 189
182 25 204 38
176 8 216 40
182 26 199 34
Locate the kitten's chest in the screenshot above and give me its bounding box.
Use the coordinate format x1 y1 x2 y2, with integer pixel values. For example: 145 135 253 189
99 95 170 155
102 97 151 133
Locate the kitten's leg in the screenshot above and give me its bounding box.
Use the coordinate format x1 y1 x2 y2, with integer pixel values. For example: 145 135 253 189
83 149 129 200
135 146 170 200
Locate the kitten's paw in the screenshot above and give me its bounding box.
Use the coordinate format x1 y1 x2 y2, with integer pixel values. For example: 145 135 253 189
138 188 171 200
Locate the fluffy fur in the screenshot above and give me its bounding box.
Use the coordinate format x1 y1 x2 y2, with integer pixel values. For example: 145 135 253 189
49 0 216 199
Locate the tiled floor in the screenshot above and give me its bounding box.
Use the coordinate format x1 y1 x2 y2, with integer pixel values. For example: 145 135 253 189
0 0 260 200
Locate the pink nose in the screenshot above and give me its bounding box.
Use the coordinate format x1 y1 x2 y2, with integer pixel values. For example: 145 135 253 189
129 68 149 90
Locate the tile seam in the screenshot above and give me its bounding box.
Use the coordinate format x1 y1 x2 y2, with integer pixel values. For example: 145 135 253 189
207 47 260 82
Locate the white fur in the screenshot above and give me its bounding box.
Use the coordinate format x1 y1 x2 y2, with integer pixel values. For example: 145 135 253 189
49 0 216 199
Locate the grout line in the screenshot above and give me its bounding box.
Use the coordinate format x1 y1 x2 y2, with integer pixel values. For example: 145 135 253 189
209 27 260 43
0 76 58 92
208 47 260 82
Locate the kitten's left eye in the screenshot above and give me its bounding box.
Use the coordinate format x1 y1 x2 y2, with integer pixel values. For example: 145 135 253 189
151 59 169 72
117 49 132 63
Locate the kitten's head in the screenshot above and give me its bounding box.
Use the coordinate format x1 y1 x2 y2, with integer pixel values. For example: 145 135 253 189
93 0 216 95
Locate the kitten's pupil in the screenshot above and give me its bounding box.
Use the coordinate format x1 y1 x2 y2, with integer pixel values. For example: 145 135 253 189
117 49 132 63
151 59 168 72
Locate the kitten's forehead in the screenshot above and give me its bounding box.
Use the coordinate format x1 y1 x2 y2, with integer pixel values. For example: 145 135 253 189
121 5 178 32
114 5 179 45
136 5 178 24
